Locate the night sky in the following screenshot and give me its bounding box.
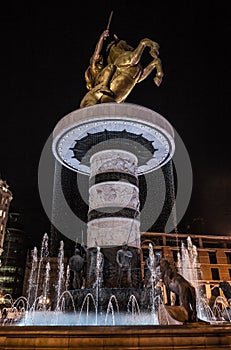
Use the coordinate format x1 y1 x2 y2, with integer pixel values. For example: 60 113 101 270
1 1 231 247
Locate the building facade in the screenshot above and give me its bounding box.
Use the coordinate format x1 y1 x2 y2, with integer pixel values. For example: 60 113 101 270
0 179 13 256
0 213 29 299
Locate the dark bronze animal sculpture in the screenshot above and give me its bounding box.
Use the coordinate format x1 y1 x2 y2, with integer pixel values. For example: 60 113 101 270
219 281 231 301
159 258 197 322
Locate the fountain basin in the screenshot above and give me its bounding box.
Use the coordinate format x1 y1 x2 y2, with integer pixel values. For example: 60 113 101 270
15 310 158 326
1 324 231 349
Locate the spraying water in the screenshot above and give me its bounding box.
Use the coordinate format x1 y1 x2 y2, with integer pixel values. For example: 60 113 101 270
41 262 50 310
34 233 49 306
27 247 38 308
179 236 201 290
55 241 65 311
65 265 70 291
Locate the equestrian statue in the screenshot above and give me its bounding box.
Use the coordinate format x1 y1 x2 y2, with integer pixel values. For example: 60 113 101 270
80 11 163 108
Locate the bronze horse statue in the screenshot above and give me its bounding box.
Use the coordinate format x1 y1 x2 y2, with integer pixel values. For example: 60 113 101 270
159 258 198 322
80 34 163 108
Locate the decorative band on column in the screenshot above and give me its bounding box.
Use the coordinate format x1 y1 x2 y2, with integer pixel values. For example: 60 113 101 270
89 149 138 178
89 171 138 187
89 182 139 212
88 207 139 221
87 217 140 248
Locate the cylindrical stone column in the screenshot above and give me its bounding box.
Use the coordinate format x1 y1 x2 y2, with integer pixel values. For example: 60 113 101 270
87 149 140 248
87 149 141 288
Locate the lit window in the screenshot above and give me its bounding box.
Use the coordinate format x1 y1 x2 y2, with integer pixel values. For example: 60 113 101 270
2 288 13 293
0 266 16 273
0 276 15 283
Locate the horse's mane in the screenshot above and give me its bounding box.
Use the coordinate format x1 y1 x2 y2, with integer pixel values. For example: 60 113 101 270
106 39 133 54
161 259 176 270
106 40 134 64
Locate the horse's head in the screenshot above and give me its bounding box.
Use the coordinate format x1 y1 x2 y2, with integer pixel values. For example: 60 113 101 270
106 38 134 64
160 258 170 269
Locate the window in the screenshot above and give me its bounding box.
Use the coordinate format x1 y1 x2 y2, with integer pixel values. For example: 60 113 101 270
2 288 13 294
208 252 217 264
226 252 231 264
211 268 220 280
0 276 15 283
0 266 16 273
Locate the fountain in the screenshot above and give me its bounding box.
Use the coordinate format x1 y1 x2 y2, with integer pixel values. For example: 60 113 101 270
0 230 215 324
0 235 203 326
1 23 231 350
1 232 231 347
14 233 164 326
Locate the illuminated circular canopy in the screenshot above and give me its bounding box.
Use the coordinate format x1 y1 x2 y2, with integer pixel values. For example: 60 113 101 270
52 103 175 175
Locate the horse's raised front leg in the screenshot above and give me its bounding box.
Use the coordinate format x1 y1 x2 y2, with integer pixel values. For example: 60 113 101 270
142 38 160 58
153 58 164 86
129 38 159 66
138 57 164 86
